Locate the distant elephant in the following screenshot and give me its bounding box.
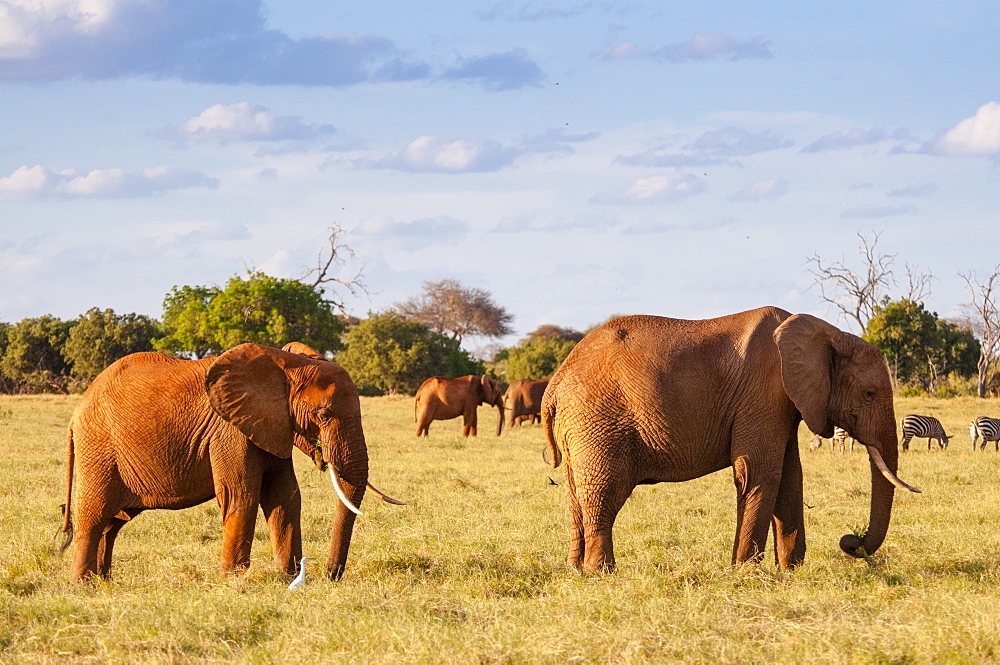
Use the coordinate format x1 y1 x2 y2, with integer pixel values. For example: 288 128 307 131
503 378 549 428
60 343 401 582
541 307 919 574
414 375 504 437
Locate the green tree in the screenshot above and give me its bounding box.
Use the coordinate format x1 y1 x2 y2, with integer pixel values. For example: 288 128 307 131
154 272 344 358
336 311 483 395
865 299 979 392
63 308 163 382
501 336 577 382
0 315 75 393
0 321 12 393
157 284 217 359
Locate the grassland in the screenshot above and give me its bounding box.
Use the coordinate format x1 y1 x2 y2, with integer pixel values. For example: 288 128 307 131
4 394 1000 663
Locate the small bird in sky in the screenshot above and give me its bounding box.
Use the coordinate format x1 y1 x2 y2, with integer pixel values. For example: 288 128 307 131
288 556 311 590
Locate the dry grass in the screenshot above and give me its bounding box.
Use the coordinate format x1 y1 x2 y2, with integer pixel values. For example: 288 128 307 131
3 394 1000 663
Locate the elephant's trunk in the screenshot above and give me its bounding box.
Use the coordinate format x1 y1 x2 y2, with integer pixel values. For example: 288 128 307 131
495 399 504 437
840 437 916 559
323 418 369 580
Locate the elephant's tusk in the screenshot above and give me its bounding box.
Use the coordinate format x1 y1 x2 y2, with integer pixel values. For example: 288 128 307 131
329 467 364 515
867 446 922 493
366 481 406 505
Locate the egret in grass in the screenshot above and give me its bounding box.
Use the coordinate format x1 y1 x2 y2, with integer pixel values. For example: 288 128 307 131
288 557 311 590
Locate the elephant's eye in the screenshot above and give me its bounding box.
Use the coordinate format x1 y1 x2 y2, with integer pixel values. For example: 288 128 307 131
862 389 876 402
313 408 335 423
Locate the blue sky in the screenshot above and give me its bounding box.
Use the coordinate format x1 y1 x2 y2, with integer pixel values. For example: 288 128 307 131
2 1 998 351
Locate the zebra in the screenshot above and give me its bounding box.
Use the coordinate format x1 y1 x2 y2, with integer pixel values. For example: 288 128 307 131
899 414 951 451
809 427 854 452
970 416 1000 451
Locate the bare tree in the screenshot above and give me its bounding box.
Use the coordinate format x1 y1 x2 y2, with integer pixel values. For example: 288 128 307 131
299 224 370 313
806 230 932 334
397 279 514 345
959 265 1000 398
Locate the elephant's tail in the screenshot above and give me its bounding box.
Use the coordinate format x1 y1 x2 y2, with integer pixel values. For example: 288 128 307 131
541 399 562 468
56 426 75 554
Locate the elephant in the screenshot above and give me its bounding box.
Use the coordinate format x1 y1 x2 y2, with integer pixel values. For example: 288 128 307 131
541 307 920 574
414 375 504 437
59 342 401 582
503 378 549 428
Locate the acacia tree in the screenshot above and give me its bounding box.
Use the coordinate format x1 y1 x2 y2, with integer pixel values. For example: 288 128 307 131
959 265 1000 397
396 279 514 345
807 230 932 334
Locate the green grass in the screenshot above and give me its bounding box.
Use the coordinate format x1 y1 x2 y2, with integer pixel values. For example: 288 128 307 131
4 394 1000 663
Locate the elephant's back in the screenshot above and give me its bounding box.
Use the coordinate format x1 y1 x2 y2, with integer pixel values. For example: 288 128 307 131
544 307 793 475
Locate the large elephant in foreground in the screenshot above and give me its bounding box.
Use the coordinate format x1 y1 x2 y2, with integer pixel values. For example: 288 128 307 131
541 307 920 573
60 343 400 582
503 378 549 428
414 375 504 437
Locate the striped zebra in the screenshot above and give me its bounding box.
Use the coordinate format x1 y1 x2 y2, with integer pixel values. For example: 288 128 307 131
899 414 951 451
970 416 1000 451
809 427 854 452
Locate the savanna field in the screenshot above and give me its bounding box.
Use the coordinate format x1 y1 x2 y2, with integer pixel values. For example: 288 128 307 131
5 395 1000 663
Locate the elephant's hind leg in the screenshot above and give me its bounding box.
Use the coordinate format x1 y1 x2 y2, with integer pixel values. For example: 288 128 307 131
97 509 143 577
564 465 585 569
572 454 635 574
260 458 302 576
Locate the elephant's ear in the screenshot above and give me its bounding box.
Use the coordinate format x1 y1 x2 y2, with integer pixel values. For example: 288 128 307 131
481 375 502 404
773 313 844 439
205 344 294 458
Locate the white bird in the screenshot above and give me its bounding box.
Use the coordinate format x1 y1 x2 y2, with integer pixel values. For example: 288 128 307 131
288 556 311 590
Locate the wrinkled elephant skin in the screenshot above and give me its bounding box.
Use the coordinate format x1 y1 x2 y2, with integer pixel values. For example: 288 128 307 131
542 307 917 573
62 344 371 582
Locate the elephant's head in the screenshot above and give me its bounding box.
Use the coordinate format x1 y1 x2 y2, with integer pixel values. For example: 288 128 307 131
474 374 504 436
205 343 369 580
774 314 920 560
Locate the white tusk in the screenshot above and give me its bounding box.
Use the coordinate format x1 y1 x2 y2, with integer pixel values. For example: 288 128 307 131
329 467 364 515
367 481 406 505
867 446 922 493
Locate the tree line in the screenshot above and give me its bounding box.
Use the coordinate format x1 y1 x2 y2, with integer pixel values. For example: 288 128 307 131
0 273 579 396
3 229 999 398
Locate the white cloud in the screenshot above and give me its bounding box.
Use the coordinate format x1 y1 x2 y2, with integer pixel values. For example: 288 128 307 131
0 164 218 200
927 101 1000 156
731 178 789 202
365 135 520 173
593 173 707 204
158 102 336 143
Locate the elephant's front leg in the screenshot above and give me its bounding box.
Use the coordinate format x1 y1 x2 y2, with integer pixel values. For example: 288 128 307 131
215 479 263 573
260 458 302 576
770 434 806 569
462 407 478 437
731 454 781 566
